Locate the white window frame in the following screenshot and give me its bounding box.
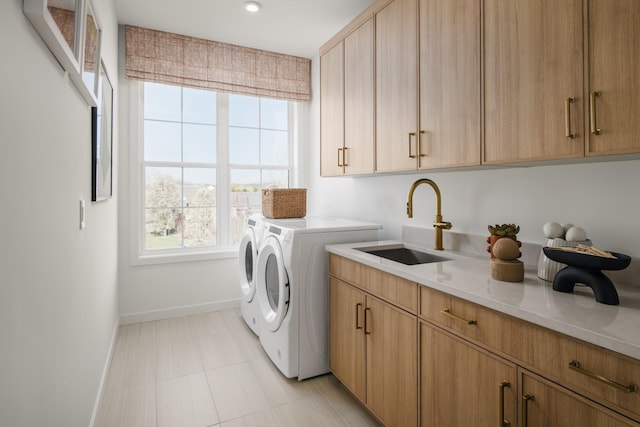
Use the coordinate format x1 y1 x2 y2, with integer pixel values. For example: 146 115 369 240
126 80 303 266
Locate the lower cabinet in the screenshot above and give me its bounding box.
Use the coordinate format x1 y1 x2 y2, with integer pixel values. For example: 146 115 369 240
420 322 517 427
520 369 638 427
329 276 418 426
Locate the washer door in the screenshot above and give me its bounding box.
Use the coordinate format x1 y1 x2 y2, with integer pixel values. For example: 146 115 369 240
238 228 258 303
256 236 289 332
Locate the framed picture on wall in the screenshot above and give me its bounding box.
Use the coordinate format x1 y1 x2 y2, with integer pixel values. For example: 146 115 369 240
91 59 113 201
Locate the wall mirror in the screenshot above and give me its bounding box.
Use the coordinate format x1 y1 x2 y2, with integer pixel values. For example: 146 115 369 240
24 0 101 106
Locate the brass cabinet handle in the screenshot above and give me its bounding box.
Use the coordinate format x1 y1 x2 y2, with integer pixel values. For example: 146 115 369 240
408 132 417 158
364 307 371 334
343 147 349 167
521 394 534 427
337 148 343 167
441 308 477 325
418 130 427 157
355 303 362 330
565 97 576 139
590 91 602 135
499 382 511 427
568 360 638 393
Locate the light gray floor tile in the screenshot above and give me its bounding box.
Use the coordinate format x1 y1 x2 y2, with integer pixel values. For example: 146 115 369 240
157 372 219 427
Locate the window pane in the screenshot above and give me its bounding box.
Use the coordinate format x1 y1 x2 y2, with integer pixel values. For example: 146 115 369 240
144 82 181 121
184 88 216 124
144 121 181 162
262 170 289 188
261 130 288 166
183 207 216 247
229 127 259 164
229 94 259 127
261 98 288 130
145 167 182 208
183 168 216 208
145 208 183 250
183 124 216 163
230 169 261 245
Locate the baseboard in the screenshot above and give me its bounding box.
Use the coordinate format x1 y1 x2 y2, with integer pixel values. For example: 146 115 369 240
119 298 241 325
88 318 119 427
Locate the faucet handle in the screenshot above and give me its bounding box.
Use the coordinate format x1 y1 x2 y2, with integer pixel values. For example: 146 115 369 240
434 221 452 230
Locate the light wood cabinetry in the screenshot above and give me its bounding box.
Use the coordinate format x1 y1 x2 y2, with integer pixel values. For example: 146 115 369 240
418 0 481 169
421 322 517 427
320 42 344 176
375 0 419 172
483 0 585 164
320 18 375 177
329 255 418 426
520 369 638 427
586 0 640 156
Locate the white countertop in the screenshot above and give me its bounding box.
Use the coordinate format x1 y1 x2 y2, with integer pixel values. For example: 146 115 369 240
326 240 640 360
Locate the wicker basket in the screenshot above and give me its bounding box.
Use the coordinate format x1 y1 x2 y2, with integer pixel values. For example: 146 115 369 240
262 188 307 219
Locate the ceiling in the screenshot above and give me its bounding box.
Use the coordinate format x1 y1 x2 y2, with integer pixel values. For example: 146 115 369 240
113 0 375 58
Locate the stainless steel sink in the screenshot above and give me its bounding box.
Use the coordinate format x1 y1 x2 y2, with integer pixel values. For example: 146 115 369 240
358 246 451 265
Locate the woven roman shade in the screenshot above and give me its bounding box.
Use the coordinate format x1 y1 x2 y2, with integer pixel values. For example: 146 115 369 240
124 25 311 102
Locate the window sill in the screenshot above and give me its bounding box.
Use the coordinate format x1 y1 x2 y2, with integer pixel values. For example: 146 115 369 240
131 247 238 266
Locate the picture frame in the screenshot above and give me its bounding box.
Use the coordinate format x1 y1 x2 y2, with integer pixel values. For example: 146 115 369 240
24 0 101 106
91 60 113 201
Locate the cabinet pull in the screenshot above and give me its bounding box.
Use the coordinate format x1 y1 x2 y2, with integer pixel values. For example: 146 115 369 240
590 91 602 135
337 148 343 167
499 381 511 427
364 307 371 334
342 147 349 167
441 308 477 325
418 130 427 157
355 303 362 330
521 394 534 427
568 360 638 393
565 97 576 139
408 132 417 158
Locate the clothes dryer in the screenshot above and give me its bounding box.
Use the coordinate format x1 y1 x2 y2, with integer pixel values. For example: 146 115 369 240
255 217 381 379
238 215 264 335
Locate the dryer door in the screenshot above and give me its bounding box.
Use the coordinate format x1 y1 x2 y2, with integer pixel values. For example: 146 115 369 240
238 228 258 302
256 235 289 332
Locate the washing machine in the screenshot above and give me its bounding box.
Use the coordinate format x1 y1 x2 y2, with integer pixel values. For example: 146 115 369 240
238 215 264 336
255 216 381 380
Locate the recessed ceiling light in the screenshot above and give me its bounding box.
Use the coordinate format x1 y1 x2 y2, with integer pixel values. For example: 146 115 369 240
244 1 261 13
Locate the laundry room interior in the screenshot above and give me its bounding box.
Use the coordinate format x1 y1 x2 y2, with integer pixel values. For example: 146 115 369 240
2 0 640 426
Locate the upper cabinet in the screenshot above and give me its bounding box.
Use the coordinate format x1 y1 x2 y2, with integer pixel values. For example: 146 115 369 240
587 0 640 156
320 19 375 177
419 0 481 169
482 0 585 164
319 0 640 176
375 0 419 173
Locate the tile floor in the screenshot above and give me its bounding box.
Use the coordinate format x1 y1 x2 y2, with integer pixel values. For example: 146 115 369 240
94 309 382 427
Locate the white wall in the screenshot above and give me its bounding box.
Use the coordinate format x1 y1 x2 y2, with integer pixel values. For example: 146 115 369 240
0 0 119 426
306 55 640 258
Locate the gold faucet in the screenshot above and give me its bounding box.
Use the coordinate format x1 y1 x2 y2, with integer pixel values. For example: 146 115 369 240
407 178 452 250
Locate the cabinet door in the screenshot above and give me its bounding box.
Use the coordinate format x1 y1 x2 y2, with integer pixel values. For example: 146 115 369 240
366 295 418 426
520 369 640 427
344 18 375 175
483 0 584 164
420 322 517 427
376 0 419 172
587 0 640 155
320 42 344 176
328 277 366 402
419 0 480 169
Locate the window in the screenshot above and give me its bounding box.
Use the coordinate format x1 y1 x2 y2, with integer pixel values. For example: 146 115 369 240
139 82 293 260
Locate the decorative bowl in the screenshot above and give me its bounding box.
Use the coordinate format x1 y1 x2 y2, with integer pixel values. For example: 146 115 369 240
542 248 631 271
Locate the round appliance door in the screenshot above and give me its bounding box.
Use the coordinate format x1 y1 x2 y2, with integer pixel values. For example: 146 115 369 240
238 228 258 303
256 235 289 332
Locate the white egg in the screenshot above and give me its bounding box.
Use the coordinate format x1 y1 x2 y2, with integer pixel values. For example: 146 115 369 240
565 226 587 242
561 223 574 235
543 222 564 238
